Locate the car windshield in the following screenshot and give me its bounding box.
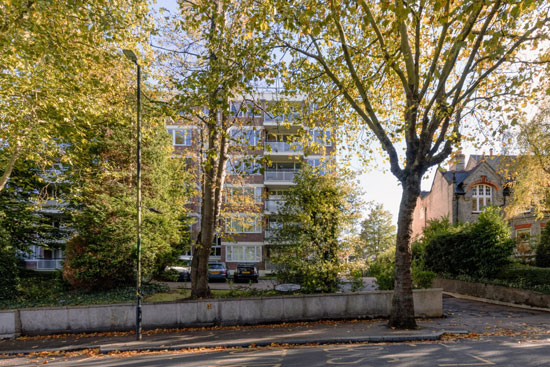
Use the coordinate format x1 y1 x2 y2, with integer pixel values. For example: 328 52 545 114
209 264 224 270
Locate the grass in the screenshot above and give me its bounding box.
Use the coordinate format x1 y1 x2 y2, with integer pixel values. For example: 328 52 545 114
0 270 169 310
1 271 296 309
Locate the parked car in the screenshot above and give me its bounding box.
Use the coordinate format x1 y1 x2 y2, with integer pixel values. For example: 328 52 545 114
208 262 228 282
166 259 191 282
233 263 259 283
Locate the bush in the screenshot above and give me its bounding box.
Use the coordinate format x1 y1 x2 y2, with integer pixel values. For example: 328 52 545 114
425 207 515 278
367 249 395 290
368 249 437 290
159 268 180 282
535 224 550 268
496 263 550 287
0 242 18 300
412 270 436 289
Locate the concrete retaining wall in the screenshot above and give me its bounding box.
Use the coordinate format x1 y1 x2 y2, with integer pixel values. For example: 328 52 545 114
0 289 442 338
433 278 550 309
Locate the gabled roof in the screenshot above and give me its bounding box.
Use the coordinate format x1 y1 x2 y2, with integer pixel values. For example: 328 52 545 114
423 154 517 200
468 155 518 174
441 170 473 195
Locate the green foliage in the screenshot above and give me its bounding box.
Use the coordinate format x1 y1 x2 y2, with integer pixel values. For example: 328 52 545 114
535 223 550 268
412 270 437 289
367 249 395 291
357 203 396 259
270 167 360 293
442 263 550 294
159 268 180 282
507 103 550 219
63 118 193 290
0 0 151 193
496 263 550 290
367 249 435 290
424 207 515 278
0 271 169 310
0 230 18 300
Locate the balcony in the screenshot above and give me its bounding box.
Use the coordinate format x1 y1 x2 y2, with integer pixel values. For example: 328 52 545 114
25 259 64 271
265 141 302 154
265 199 286 213
263 112 301 125
264 170 297 184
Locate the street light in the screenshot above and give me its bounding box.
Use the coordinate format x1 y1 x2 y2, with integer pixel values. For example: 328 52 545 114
123 48 142 341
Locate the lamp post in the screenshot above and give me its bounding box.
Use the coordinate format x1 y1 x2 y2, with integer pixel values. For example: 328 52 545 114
123 49 142 341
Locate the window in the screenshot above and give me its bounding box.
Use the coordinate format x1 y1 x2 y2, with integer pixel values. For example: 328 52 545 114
307 159 328 175
310 129 332 146
226 245 262 262
225 186 262 204
226 214 262 233
230 129 262 146
167 128 192 146
230 101 261 117
516 229 531 246
472 184 493 212
227 158 262 175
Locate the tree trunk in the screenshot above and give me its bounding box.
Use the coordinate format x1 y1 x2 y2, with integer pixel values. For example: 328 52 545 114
191 115 220 298
388 172 421 329
0 147 22 193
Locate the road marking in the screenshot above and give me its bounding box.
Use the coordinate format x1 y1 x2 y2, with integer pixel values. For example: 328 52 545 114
439 354 495 366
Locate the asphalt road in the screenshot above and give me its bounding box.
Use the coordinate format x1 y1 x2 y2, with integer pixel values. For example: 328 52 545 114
2 336 549 367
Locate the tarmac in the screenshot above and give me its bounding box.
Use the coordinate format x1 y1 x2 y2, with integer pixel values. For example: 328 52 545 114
0 294 549 356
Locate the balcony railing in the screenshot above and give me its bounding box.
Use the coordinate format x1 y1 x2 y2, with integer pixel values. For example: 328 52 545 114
28 259 64 270
265 199 286 212
264 170 297 182
265 141 302 153
264 112 301 123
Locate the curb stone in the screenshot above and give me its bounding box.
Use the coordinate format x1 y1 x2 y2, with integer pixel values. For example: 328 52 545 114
0 330 470 356
97 330 469 354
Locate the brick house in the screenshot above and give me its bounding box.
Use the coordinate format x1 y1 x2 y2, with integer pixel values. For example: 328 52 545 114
168 94 335 275
412 152 547 256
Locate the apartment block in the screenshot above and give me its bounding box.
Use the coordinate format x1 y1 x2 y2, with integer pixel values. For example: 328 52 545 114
168 94 335 274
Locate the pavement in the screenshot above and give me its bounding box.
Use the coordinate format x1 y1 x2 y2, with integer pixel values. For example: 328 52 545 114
0 294 549 356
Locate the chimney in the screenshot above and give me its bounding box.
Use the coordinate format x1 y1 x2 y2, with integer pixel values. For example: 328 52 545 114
490 148 493 157
449 151 465 171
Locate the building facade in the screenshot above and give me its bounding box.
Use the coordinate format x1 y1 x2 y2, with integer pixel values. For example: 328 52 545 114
169 96 335 274
412 153 547 257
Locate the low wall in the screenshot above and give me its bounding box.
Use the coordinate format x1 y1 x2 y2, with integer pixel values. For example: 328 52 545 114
0 289 442 338
433 278 550 309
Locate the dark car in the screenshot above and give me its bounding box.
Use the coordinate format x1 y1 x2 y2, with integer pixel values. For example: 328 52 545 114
208 262 228 282
233 263 259 283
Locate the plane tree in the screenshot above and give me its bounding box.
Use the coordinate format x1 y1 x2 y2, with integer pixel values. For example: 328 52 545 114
154 0 275 298
265 0 550 327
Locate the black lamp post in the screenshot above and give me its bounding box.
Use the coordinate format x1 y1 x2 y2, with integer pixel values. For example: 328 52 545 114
123 49 142 341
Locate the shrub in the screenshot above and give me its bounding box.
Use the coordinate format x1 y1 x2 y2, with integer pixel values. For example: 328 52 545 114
367 249 395 290
159 268 180 282
496 263 550 287
368 249 437 290
0 241 18 301
412 270 436 289
425 207 515 278
535 224 550 268
63 232 135 290
467 208 516 276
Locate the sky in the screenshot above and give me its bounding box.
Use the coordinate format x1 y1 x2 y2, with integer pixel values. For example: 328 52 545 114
150 0 532 225
150 0 451 224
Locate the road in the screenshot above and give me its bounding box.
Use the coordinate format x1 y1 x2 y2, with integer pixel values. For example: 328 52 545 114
2 336 549 366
